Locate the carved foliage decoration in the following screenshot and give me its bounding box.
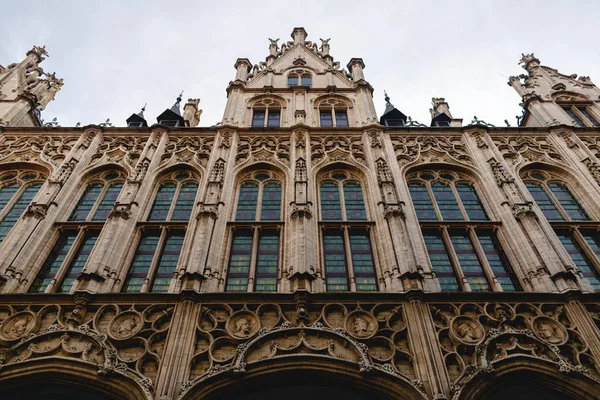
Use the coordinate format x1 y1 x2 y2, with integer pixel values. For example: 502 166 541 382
160 136 214 168
491 136 563 165
0 302 173 398
430 302 600 399
90 136 145 170
310 135 366 165
0 135 78 170
391 135 472 166
580 136 600 159
181 302 425 398
236 136 290 166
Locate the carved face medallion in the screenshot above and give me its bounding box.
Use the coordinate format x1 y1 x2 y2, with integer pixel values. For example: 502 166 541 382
0 313 35 341
345 311 377 339
451 317 484 345
227 311 259 339
533 317 567 345
109 312 142 340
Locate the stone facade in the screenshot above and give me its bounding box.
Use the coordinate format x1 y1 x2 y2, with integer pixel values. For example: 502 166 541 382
0 28 599 399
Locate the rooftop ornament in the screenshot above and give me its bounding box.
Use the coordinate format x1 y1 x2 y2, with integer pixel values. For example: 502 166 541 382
404 117 427 128
99 118 113 127
468 116 495 127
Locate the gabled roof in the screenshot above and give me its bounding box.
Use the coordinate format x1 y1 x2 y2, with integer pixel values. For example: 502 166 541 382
431 111 451 126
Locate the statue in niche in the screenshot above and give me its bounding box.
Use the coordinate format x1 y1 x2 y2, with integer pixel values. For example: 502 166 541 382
115 317 139 337
10 316 31 337
235 318 252 336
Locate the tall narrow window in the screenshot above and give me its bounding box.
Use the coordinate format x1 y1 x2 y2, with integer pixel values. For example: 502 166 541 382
561 105 600 127
408 170 520 292
319 171 377 292
0 170 45 243
252 110 266 127
30 170 123 293
123 170 199 293
267 109 281 127
524 169 600 291
251 99 283 127
287 74 299 87
301 74 312 87
320 110 333 127
226 171 282 292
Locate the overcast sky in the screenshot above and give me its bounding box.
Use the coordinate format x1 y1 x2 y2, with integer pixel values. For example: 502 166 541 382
1 0 598 128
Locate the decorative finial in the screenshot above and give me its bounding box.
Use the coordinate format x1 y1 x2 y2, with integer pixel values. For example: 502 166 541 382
142 103 147 112
176 91 183 105
384 91 392 106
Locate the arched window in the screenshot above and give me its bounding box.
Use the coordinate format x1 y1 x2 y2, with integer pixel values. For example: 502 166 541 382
122 170 199 293
408 170 520 292
318 171 376 292
251 99 281 128
287 73 299 87
524 170 600 291
319 99 349 127
0 170 45 243
30 170 124 294
226 171 282 292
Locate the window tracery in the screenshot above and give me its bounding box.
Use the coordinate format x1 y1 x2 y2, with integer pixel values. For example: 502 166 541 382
251 99 281 128
407 170 520 292
318 98 349 127
318 171 376 292
523 169 600 291
122 170 199 293
226 170 282 293
30 170 124 294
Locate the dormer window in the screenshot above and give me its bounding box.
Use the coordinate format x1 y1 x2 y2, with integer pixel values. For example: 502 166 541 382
385 119 405 127
159 120 181 127
434 121 450 127
128 121 144 128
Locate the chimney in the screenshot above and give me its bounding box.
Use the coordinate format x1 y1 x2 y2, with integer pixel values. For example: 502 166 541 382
183 98 202 127
430 98 452 118
291 27 308 45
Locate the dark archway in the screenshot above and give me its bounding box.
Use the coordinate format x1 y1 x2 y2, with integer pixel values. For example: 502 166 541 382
483 382 570 400
3 383 113 400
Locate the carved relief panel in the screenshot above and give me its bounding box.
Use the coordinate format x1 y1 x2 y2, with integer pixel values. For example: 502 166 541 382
430 302 600 399
491 135 563 165
90 136 145 170
391 135 473 166
235 136 291 166
310 135 366 165
0 135 78 170
160 136 214 168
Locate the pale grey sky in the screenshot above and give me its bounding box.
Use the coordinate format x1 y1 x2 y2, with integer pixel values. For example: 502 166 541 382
1 0 598 128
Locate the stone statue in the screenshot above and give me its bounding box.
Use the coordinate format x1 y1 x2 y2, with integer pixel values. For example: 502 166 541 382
353 317 369 337
456 322 479 341
538 321 559 341
116 318 138 336
268 38 279 56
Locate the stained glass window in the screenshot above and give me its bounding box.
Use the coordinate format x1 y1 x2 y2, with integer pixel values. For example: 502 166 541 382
456 184 488 221
477 232 520 291
226 230 253 292
320 182 342 220
172 183 198 221
432 182 462 220
323 229 348 292
0 183 19 214
344 183 367 220
150 231 184 292
29 231 78 293
409 183 437 220
558 231 600 292
422 230 460 291
449 231 489 292
0 183 42 242
350 230 377 291
549 183 589 221
123 231 161 292
149 183 177 221
69 183 103 221
236 183 259 221
261 183 281 221
58 231 100 293
526 182 563 221
255 231 279 292
92 183 123 221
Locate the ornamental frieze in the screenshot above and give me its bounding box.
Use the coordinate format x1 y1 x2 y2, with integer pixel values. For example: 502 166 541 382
491 135 563 165
90 136 145 169
430 302 600 399
181 302 424 398
391 135 472 166
310 135 366 165
160 136 213 168
0 135 78 170
235 136 291 166
0 302 174 398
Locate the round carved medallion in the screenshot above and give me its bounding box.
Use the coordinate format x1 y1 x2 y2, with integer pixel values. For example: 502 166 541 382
0 312 35 341
345 311 377 339
108 311 142 340
532 316 567 345
451 317 484 345
227 311 259 339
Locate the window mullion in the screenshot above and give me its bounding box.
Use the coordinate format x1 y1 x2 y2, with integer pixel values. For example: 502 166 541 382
451 183 470 221
144 228 168 293
468 227 502 291
49 228 86 293
572 107 593 128
166 184 181 221
339 183 347 221
331 107 336 128
545 183 570 221
87 184 108 222
263 106 269 127
572 227 600 278
342 225 356 292
247 226 260 292
427 183 444 221
256 183 264 221
441 227 470 292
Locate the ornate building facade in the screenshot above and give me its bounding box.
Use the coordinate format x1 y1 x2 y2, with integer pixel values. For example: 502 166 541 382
0 28 600 399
